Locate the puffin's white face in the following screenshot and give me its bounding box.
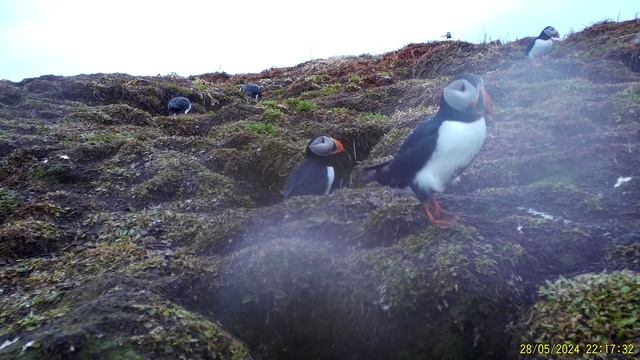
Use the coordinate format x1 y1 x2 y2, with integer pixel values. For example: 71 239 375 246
308 135 345 156
309 135 336 156
443 78 480 113
543 26 559 38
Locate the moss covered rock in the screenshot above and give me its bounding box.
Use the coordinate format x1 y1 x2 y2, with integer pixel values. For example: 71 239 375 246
517 271 639 358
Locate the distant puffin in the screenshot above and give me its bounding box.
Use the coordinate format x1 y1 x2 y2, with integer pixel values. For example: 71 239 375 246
525 26 560 64
168 96 192 115
362 73 494 226
240 83 262 102
631 33 640 49
283 135 346 198
442 32 452 40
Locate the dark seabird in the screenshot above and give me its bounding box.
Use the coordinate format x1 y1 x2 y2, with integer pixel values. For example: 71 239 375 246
168 96 192 115
442 32 452 40
362 73 494 227
525 26 560 65
283 135 346 198
240 84 262 102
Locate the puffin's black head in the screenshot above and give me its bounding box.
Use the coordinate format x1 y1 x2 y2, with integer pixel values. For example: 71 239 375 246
306 135 345 159
442 73 494 118
539 26 559 40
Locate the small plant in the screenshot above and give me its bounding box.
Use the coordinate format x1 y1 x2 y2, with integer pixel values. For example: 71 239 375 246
82 132 123 146
0 188 20 217
192 78 208 92
285 98 319 112
305 74 326 84
347 74 363 90
245 122 277 135
617 87 640 103
329 107 350 115
361 112 386 122
264 107 284 121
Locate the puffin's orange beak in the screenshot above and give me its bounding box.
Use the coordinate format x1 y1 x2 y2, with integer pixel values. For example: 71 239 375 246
332 139 345 154
482 87 495 117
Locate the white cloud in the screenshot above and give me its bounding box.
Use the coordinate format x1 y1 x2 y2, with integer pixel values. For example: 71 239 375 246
0 0 637 80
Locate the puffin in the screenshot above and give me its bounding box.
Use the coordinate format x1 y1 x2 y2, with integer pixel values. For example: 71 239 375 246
442 32 452 40
168 96 192 115
283 135 346 198
362 73 494 227
631 33 640 49
525 26 560 64
240 83 262 102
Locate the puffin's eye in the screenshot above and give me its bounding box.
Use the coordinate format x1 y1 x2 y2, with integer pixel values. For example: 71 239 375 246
461 83 466 92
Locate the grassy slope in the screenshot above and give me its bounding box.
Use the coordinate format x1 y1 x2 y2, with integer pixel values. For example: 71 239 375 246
0 20 639 360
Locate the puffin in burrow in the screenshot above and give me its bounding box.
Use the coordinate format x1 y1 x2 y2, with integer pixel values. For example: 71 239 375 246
362 73 494 226
525 26 560 64
168 96 192 115
283 135 346 198
240 83 263 102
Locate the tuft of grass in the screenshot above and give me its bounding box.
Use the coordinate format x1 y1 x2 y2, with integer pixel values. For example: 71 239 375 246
285 98 319 112
264 107 284 121
305 74 327 84
360 112 387 122
329 107 350 115
0 188 20 217
192 78 208 92
245 122 277 135
347 74 363 90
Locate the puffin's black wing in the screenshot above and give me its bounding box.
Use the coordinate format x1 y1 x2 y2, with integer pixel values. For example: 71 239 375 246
524 38 536 55
283 160 328 198
366 116 442 188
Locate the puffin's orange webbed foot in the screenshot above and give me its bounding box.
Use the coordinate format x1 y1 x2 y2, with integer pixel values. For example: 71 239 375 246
422 202 451 228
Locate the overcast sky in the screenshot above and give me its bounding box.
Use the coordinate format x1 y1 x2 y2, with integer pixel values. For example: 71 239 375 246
0 1 638 81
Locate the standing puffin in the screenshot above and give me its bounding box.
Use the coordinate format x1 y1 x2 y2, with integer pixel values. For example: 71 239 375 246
525 26 560 64
168 96 192 115
283 135 346 198
362 73 494 226
240 83 262 102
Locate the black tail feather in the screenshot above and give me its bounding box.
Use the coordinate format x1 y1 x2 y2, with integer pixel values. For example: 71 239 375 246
360 160 391 184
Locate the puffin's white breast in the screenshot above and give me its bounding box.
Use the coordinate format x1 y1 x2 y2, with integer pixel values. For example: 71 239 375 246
414 118 486 193
325 166 335 195
528 38 553 59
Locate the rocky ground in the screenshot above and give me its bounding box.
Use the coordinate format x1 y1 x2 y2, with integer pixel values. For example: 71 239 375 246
1 20 639 360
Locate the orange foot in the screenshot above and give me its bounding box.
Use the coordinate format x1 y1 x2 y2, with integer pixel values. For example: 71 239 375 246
422 200 450 228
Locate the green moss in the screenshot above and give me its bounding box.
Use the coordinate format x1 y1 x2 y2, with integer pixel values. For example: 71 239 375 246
17 304 70 331
347 74 363 90
305 74 327 83
132 152 239 204
285 98 319 112
360 112 386 122
244 121 277 135
329 107 350 115
0 188 20 218
0 219 64 258
192 78 208 92
263 107 284 121
526 271 640 346
82 131 127 146
164 83 191 96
